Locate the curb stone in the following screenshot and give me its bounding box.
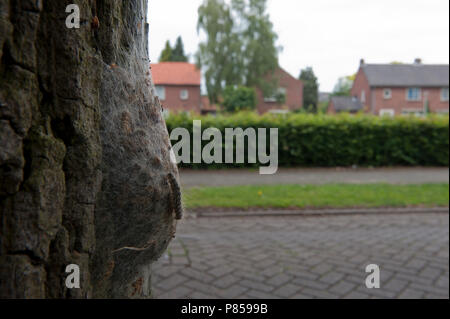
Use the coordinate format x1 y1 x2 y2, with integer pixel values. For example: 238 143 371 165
188 207 449 218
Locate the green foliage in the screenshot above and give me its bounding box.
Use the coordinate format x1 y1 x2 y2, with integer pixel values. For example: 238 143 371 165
172 36 189 62
222 86 257 112
196 0 279 103
299 67 319 113
318 101 330 114
159 37 188 62
159 40 173 62
333 75 354 96
166 112 449 168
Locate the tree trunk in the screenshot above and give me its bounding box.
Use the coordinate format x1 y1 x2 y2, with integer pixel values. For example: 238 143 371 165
0 0 180 298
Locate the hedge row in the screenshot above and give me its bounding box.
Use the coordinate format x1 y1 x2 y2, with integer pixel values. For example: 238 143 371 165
165 112 449 168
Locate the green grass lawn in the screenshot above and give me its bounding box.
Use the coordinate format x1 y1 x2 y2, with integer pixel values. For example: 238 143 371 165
184 184 449 210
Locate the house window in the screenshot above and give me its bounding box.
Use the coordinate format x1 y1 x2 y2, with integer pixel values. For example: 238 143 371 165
441 88 449 102
406 88 421 101
361 90 366 103
180 89 189 100
383 89 392 99
264 87 287 103
155 86 166 101
379 109 395 117
402 109 425 117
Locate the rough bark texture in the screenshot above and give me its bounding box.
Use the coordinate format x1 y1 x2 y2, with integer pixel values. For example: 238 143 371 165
0 0 179 298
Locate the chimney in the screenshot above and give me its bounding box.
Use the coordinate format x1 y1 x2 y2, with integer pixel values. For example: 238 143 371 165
360 59 365 66
414 58 422 65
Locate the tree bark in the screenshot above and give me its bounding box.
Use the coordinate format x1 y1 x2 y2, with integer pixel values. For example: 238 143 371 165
0 0 179 298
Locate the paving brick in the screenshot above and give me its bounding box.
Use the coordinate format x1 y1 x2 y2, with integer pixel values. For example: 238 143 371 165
419 267 443 280
311 263 333 275
329 282 356 295
208 266 234 277
155 274 188 290
213 274 240 289
397 288 425 299
156 286 193 299
247 290 281 299
240 279 274 293
151 213 449 299
293 277 329 290
273 284 301 298
180 267 214 283
301 288 339 299
216 285 249 299
343 291 371 299
319 272 345 285
384 278 409 293
266 273 292 287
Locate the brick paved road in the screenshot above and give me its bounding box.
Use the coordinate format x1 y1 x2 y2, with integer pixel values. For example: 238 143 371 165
152 212 449 299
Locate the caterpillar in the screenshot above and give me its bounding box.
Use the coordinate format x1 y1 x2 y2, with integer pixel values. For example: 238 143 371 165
167 173 183 220
112 239 156 254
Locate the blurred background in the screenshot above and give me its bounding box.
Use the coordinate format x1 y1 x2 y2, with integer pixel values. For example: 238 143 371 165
148 0 449 299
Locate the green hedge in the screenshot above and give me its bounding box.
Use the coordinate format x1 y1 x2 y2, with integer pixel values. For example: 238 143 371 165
165 112 449 168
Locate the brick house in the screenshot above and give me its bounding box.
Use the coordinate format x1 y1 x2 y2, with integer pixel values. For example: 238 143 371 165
256 67 304 114
151 62 202 114
351 59 449 116
152 63 303 114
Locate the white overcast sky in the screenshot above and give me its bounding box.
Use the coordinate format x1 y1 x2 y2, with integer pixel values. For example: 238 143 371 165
148 0 449 92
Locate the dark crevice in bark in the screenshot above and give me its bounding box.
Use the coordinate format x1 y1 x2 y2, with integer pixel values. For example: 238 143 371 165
50 116 76 147
21 139 32 188
8 250 44 265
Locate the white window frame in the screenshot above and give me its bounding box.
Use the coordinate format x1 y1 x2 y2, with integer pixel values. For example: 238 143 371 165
155 85 166 101
268 109 290 115
180 89 189 100
406 87 421 101
379 109 395 117
361 90 366 103
441 87 449 102
383 88 392 100
264 87 287 103
402 108 425 117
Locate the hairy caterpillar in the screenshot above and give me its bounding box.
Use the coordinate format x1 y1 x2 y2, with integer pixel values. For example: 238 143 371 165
167 173 183 220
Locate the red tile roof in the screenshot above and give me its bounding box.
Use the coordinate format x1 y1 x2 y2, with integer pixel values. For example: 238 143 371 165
151 62 201 86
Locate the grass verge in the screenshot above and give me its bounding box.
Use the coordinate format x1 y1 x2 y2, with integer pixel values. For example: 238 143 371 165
184 184 449 210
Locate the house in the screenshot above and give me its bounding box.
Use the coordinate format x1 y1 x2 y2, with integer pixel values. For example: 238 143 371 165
200 96 218 115
351 59 449 116
152 63 303 114
328 96 364 114
151 62 202 114
256 67 304 114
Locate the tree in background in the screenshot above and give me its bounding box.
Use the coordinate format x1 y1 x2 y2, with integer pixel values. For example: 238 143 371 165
172 36 189 62
159 40 173 62
233 0 280 94
299 67 319 113
197 0 280 103
159 36 189 62
197 0 238 103
332 75 355 96
222 86 257 112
